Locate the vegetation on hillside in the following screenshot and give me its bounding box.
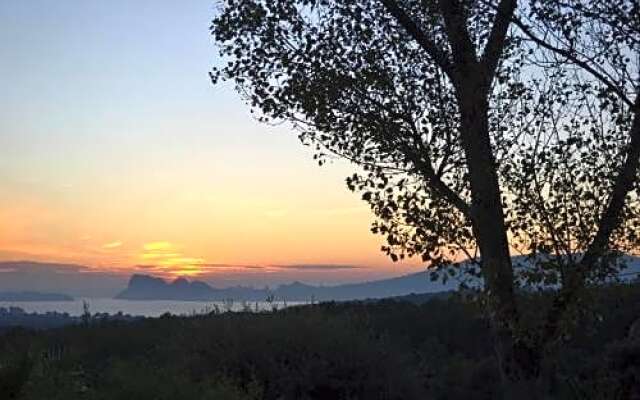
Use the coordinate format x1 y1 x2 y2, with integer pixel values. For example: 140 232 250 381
2 282 639 399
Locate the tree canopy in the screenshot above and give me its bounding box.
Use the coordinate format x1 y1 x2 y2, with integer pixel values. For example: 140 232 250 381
211 0 640 386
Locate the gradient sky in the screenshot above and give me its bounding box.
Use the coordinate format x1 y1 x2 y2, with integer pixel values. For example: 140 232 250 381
0 0 425 286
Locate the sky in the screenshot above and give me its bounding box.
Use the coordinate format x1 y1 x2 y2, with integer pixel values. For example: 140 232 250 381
0 0 425 288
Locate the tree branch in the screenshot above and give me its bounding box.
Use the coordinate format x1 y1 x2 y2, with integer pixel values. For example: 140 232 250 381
480 0 517 87
511 15 634 108
438 0 478 70
347 82 472 217
542 94 640 346
380 0 455 79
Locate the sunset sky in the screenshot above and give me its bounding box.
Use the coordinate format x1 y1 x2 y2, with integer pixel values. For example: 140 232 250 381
0 0 425 286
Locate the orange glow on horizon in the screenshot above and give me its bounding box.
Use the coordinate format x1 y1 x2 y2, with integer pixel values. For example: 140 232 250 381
0 130 433 282
0 0 439 285
136 241 207 277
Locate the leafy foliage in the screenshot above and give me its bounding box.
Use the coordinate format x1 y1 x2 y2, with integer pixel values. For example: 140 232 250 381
211 0 486 273
2 283 640 399
210 0 640 289
209 7 640 376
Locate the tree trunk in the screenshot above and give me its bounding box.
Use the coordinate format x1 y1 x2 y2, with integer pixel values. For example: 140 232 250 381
419 0 538 389
457 82 541 392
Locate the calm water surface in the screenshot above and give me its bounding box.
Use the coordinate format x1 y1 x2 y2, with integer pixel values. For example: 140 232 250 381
0 299 303 317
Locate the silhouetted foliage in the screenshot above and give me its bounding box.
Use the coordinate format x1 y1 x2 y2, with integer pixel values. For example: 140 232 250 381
1 283 640 399
210 0 640 388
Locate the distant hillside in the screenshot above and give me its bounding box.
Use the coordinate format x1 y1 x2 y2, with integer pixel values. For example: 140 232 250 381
0 261 127 298
0 291 74 302
115 275 267 301
116 256 640 302
274 271 458 301
115 271 458 302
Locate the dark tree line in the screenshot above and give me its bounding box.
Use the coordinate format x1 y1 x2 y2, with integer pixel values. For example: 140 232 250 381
3 284 640 399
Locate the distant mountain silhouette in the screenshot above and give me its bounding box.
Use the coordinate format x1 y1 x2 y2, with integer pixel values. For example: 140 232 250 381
115 270 459 301
0 291 74 302
0 260 128 298
114 274 256 301
116 256 640 302
274 271 460 301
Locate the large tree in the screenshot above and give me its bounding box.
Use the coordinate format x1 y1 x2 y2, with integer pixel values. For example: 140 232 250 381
210 0 640 391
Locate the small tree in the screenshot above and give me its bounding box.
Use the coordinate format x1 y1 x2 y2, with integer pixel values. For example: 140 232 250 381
210 0 640 390
82 300 91 326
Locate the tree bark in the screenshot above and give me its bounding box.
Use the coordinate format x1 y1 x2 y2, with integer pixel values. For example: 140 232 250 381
384 0 538 388
439 0 537 387
457 80 540 387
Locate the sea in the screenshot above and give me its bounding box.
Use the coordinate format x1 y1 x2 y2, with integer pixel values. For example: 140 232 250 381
0 299 304 317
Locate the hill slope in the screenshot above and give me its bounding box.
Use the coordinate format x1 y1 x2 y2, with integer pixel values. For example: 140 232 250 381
115 270 458 301
116 256 640 302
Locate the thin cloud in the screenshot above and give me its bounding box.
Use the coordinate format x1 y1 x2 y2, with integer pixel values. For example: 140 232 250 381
272 264 367 271
133 264 160 270
102 241 123 249
201 263 265 270
0 260 88 274
132 263 267 274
